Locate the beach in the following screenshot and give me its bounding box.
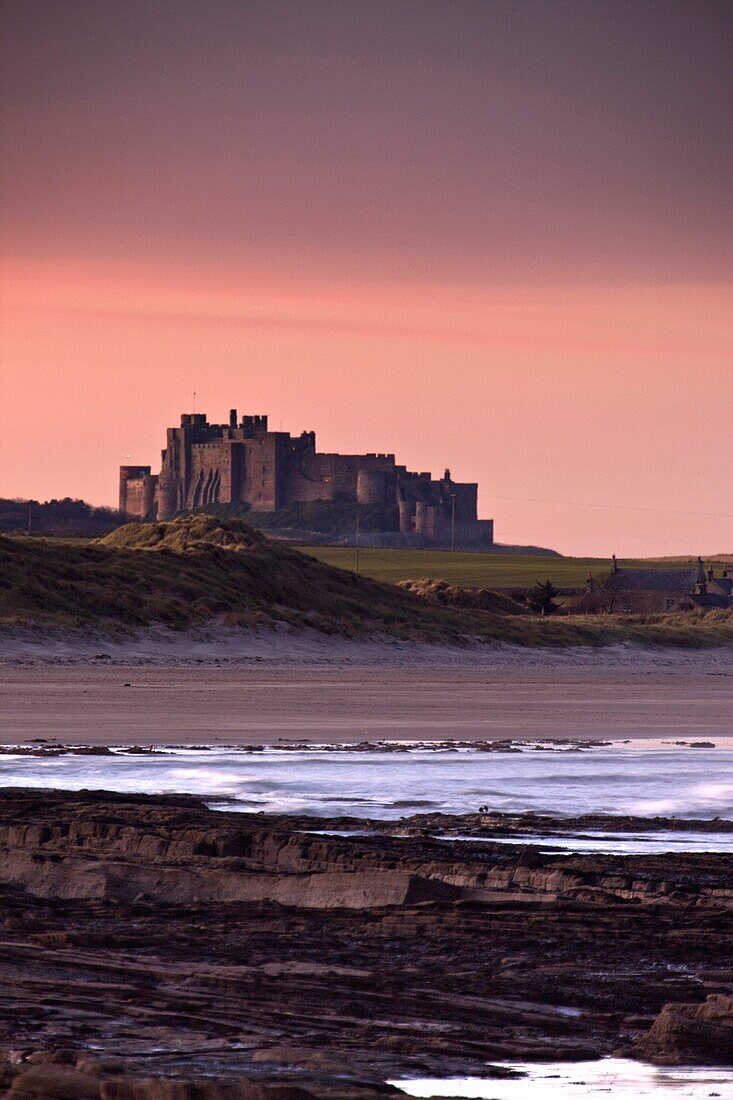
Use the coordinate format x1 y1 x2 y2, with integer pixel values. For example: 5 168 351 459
1 628 731 745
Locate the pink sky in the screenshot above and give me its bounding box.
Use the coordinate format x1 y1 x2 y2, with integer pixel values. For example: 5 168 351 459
1 1 731 556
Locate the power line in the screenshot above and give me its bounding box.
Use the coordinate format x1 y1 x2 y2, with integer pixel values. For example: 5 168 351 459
483 495 732 520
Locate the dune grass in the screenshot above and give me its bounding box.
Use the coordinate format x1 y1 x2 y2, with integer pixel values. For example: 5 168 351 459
0 516 731 647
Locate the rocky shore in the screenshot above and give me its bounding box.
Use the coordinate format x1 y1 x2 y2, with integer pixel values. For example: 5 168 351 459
0 789 731 1098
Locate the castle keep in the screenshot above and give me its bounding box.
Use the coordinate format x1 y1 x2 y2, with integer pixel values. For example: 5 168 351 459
119 410 493 546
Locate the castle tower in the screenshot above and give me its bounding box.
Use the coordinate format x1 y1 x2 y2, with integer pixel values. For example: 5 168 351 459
356 468 386 505
119 466 156 518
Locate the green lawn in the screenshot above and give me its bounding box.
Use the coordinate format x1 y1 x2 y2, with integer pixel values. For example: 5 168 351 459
297 548 692 589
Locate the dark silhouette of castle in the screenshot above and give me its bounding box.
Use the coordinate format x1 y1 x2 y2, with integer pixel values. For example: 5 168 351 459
120 410 493 546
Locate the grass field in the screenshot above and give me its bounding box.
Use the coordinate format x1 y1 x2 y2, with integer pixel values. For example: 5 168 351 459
298 548 699 589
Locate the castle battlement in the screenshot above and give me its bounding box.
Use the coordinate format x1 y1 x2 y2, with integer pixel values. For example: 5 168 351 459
119 409 493 547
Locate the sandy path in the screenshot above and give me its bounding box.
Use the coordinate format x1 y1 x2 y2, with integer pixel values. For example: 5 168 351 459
1 638 731 744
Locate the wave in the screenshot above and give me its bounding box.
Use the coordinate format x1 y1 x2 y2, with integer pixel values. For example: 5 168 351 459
387 799 441 808
4 743 732 828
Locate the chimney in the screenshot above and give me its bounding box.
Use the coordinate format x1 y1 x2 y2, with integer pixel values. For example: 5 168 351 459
229 409 237 429
612 554 618 573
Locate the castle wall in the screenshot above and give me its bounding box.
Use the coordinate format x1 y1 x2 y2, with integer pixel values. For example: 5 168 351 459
220 440 243 504
282 473 340 504
455 519 494 547
280 449 394 507
186 443 225 509
451 483 478 523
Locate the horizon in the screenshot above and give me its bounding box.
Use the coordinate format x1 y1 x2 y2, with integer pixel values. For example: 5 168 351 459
1 1 731 557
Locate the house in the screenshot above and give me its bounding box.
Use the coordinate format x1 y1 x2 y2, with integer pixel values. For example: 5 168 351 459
677 567 733 611
573 558 733 614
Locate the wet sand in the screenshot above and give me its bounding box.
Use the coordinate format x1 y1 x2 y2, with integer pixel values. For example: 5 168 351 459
1 632 731 744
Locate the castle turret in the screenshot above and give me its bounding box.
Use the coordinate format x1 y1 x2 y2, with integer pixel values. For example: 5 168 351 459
398 498 413 533
156 474 179 520
415 501 441 538
356 468 386 505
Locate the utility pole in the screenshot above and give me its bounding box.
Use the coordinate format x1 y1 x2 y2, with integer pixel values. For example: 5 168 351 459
27 500 32 536
355 516 360 577
450 494 456 553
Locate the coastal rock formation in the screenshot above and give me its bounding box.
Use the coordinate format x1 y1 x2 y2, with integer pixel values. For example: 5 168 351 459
634 994 733 1065
0 790 731 1095
0 1051 331 1098
2 790 732 911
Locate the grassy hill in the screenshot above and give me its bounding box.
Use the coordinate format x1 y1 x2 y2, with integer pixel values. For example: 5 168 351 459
0 516 731 647
299 547 717 590
0 515 525 640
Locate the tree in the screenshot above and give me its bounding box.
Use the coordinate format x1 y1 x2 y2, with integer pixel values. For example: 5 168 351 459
601 570 630 614
528 579 560 615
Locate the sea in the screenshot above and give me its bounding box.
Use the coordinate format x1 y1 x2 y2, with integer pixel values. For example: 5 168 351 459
391 1058 733 1098
3 739 732 853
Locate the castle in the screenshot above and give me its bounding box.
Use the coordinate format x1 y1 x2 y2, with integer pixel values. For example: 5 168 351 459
119 410 494 547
